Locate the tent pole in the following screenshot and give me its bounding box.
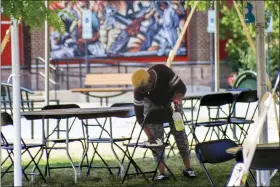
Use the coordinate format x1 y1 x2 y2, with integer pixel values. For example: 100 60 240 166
0 2 2 184
166 1 198 67
45 0 50 106
214 0 220 91
255 1 269 186
11 16 23 186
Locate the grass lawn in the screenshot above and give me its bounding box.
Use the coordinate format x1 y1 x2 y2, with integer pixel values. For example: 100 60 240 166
1 153 280 187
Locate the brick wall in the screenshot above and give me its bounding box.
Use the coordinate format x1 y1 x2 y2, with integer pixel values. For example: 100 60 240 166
30 28 45 59
188 11 210 61
23 25 32 65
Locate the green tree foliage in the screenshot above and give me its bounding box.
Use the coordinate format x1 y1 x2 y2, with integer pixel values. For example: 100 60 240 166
185 1 279 81
1 0 65 32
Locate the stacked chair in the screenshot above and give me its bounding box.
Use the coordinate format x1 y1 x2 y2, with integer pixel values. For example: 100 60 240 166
191 92 234 143
194 90 260 187
1 112 46 183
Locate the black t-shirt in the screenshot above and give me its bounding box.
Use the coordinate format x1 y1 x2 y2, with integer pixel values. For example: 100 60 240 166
133 64 186 124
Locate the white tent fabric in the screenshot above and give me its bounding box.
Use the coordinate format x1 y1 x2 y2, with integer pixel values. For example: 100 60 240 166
3 1 268 185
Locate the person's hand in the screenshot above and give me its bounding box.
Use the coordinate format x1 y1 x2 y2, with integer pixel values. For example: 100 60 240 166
148 136 157 144
173 99 182 112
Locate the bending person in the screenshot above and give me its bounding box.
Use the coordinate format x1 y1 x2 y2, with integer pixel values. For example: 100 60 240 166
131 64 196 180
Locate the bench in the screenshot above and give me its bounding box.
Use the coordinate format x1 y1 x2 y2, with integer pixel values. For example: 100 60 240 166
71 73 133 106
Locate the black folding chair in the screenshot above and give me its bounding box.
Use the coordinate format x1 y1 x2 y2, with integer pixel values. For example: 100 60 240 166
235 147 280 185
1 112 46 183
192 93 234 143
84 103 135 176
195 139 238 187
142 122 178 160
122 109 176 183
228 90 258 144
41 104 87 177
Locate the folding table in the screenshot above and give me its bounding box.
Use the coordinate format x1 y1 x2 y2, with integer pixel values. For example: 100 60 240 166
21 106 134 183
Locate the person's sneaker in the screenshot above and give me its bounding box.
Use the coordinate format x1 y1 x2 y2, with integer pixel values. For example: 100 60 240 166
155 173 169 181
183 168 196 178
143 139 163 147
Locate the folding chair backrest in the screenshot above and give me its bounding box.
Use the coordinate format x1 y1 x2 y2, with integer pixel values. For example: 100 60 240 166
235 90 258 103
41 104 81 140
230 90 258 118
195 139 237 163
1 112 27 146
236 147 280 170
111 103 135 118
200 93 234 107
1 112 14 145
42 104 80 110
142 109 173 125
1 112 13 126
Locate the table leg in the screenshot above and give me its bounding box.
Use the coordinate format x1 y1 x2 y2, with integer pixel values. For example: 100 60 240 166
79 119 89 174
109 117 125 178
65 120 78 183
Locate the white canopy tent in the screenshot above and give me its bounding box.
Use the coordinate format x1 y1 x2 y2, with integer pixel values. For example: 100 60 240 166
0 0 272 185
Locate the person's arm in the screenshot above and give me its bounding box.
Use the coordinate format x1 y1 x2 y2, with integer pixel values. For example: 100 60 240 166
133 91 157 143
166 67 186 102
164 65 186 110
133 91 145 124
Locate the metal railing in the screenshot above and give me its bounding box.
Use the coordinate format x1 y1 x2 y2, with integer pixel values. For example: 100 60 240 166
51 57 210 90
29 57 65 92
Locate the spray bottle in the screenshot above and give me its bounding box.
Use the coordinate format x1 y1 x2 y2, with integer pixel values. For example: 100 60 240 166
171 101 185 131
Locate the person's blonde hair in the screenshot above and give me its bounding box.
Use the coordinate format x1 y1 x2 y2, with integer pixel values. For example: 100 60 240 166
131 69 150 88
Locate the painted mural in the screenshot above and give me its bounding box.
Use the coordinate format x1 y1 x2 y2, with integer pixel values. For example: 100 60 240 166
50 1 187 59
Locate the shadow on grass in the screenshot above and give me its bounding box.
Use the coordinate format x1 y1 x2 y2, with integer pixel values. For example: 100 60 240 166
1 155 280 186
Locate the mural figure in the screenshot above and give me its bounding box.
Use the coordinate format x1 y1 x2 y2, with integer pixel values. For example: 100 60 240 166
156 2 180 56
109 8 155 55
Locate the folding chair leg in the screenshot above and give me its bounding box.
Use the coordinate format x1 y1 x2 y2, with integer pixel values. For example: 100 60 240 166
1 150 30 181
44 145 54 177
86 152 95 176
114 143 139 176
200 163 215 187
164 130 177 159
142 149 149 159
121 153 150 184
80 138 90 174
203 128 212 142
1 151 13 178
166 142 177 159
219 125 230 139
79 140 89 169
230 124 240 143
151 148 176 181
122 127 150 184
29 148 46 183
87 143 113 176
